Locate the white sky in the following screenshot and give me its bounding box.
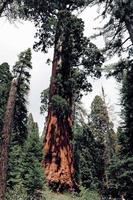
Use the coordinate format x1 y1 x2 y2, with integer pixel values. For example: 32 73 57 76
0 6 121 133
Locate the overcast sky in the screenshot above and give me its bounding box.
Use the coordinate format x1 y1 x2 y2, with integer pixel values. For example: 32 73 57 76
0 6 121 133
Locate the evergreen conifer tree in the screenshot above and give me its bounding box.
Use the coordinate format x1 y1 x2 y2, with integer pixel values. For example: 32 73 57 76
21 114 44 198
7 114 44 199
0 63 12 133
90 95 116 195
108 64 133 199
73 123 104 191
6 48 32 186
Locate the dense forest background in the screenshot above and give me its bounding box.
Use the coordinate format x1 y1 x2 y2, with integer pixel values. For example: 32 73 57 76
0 1 133 200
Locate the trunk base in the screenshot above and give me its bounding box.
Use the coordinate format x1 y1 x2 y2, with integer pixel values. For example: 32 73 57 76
43 115 79 192
47 180 79 193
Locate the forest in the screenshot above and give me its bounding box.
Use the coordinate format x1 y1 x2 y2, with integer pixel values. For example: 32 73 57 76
0 0 133 200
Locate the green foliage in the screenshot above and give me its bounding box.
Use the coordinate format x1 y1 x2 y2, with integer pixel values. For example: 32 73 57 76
12 48 32 144
91 95 116 158
43 187 100 200
53 14 103 102
106 61 133 199
120 65 133 155
21 0 91 52
40 88 49 115
7 145 24 188
7 114 44 198
22 1 104 117
73 123 104 190
78 186 100 200
40 12 104 117
90 95 109 143
108 156 133 199
21 114 44 196
6 182 28 200
51 95 70 117
0 62 12 133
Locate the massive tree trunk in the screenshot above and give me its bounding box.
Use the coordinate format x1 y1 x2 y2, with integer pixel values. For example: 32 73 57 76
42 19 76 191
43 114 75 191
0 79 18 200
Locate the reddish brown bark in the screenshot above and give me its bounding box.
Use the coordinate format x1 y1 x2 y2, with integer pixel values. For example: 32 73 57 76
42 26 76 191
0 79 18 200
43 114 75 190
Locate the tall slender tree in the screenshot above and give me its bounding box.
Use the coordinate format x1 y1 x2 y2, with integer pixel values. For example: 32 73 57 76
0 49 32 200
0 79 18 200
12 48 32 144
90 94 116 193
108 65 133 199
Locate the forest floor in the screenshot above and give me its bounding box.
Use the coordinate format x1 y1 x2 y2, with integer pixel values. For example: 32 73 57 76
43 187 101 200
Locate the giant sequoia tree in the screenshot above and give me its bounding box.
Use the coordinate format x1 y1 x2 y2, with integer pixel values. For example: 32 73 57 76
21 0 104 190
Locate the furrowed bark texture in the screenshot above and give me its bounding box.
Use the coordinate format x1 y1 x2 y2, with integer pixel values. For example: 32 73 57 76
44 115 74 190
42 22 76 191
0 79 18 200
